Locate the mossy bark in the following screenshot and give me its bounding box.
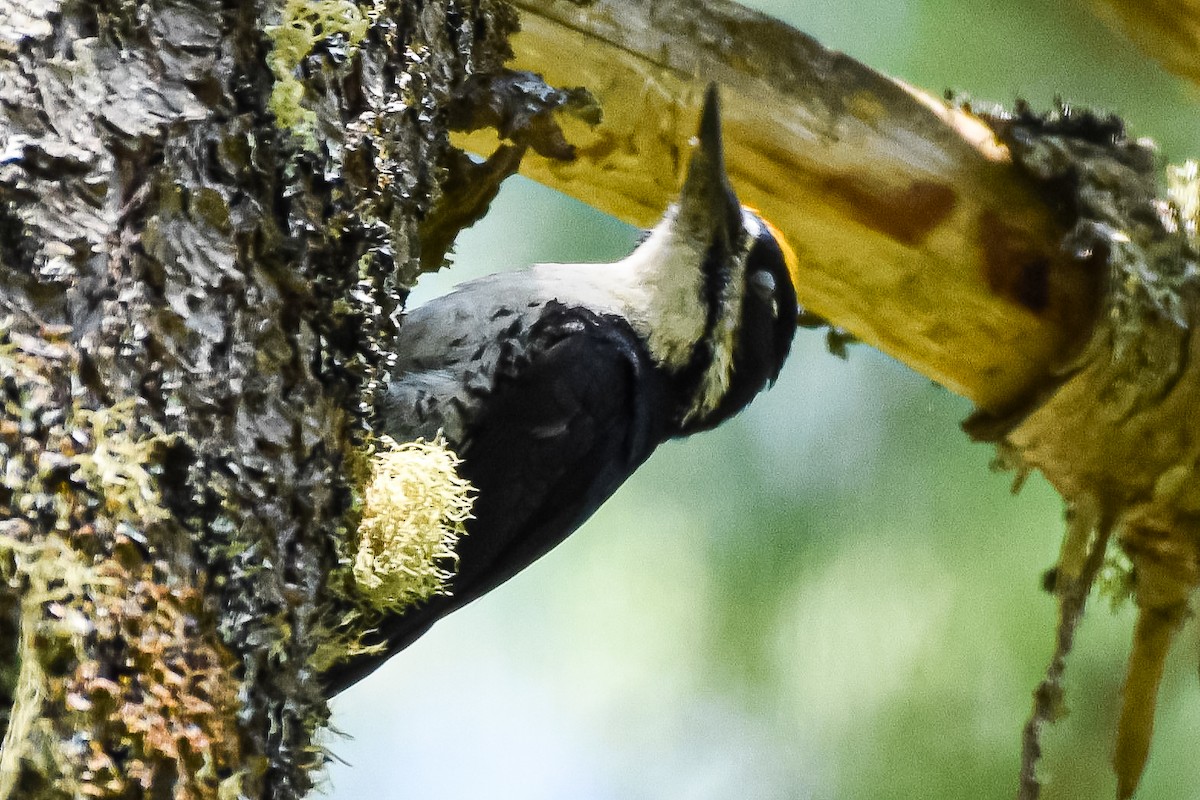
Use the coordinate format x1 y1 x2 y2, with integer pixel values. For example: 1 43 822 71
965 107 1200 800
0 0 516 796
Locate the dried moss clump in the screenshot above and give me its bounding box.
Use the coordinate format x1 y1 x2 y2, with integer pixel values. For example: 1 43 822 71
0 336 246 799
0 535 245 799
973 104 1200 800
351 435 474 612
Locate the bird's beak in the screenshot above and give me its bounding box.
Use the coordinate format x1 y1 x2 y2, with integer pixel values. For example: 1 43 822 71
675 86 806 327
675 84 742 251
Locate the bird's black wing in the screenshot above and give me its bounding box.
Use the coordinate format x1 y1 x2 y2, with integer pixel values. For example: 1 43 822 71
324 305 672 694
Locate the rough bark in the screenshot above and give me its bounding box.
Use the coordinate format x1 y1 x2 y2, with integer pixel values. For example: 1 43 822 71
971 111 1200 799
0 0 517 796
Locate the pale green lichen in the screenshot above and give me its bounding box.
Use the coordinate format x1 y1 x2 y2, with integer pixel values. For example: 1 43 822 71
351 435 474 612
0 334 245 796
1166 159 1200 240
70 399 171 528
0 532 118 799
1097 548 1136 611
0 529 245 797
265 0 369 148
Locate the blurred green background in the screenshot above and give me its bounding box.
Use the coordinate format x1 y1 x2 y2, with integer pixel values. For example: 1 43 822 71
321 2 1200 798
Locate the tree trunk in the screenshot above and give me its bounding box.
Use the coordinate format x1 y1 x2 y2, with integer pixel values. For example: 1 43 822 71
0 0 515 796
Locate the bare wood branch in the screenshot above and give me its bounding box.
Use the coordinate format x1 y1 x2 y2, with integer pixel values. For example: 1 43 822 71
455 0 1101 412
464 5 1200 797
1086 0 1200 87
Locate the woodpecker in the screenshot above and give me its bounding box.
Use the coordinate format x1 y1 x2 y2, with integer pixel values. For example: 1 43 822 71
326 86 802 694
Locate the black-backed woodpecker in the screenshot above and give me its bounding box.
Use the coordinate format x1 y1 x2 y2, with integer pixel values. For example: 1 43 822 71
325 86 802 694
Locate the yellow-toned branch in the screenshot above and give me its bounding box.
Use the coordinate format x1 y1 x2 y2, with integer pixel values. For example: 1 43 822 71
1086 0 1200 87
455 0 1100 412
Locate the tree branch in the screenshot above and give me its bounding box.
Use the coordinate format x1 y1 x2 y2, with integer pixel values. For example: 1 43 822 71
462 4 1200 798
455 0 1101 412
1086 0 1200 88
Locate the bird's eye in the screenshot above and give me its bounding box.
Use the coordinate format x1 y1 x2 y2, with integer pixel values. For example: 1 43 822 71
750 269 776 300
749 269 778 318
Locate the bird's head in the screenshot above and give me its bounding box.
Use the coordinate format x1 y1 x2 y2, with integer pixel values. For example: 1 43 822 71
623 84 801 433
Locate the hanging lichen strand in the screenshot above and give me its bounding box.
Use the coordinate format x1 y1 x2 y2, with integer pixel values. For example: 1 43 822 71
967 104 1200 800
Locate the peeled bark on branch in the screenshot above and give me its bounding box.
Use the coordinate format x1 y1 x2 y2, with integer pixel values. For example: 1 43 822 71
457 2 1200 798
455 0 1102 413
1086 0 1200 88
